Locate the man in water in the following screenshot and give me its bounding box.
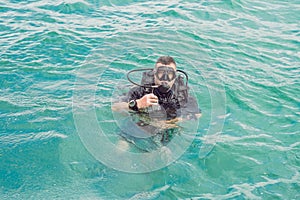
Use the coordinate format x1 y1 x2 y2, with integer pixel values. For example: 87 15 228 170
112 56 201 151
126 56 201 121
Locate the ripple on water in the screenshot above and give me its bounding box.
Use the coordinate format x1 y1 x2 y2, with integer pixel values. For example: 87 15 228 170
0 0 299 199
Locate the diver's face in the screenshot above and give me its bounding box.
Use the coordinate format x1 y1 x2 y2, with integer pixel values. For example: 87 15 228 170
154 62 176 88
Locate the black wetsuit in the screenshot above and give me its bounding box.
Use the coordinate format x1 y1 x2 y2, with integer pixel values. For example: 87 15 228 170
127 85 201 120
121 77 201 149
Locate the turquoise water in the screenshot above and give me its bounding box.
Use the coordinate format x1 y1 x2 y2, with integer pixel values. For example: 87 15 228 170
1 0 299 199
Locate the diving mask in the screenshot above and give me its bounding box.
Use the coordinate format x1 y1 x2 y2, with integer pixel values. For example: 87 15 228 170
154 66 176 82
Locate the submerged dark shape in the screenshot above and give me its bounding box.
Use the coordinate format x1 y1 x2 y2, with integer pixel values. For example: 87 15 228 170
117 113 180 152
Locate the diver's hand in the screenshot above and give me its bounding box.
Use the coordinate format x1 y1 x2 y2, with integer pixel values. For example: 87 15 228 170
136 93 158 109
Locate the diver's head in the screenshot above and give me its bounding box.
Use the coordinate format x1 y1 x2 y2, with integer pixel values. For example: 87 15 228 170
154 56 177 93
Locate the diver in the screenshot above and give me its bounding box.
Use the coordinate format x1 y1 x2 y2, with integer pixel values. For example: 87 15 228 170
112 56 201 150
126 56 201 121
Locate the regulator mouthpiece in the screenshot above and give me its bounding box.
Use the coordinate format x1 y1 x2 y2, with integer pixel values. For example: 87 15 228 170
157 82 170 93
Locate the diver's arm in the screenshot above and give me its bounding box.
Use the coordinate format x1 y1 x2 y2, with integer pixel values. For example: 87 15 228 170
111 102 129 112
166 113 201 124
111 87 143 112
112 93 158 112
152 113 201 129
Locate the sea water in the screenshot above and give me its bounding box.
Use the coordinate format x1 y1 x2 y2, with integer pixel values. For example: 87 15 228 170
0 0 299 199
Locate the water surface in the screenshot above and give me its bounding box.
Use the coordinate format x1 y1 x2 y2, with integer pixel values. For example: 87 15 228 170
0 0 299 199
